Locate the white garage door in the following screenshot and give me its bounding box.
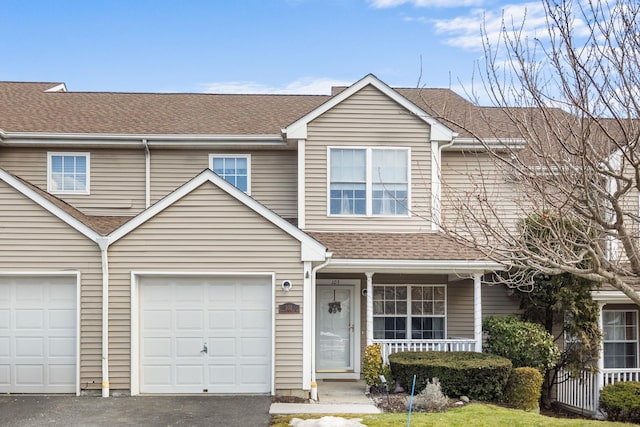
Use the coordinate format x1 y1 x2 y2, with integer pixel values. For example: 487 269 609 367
0 276 77 393
139 276 272 394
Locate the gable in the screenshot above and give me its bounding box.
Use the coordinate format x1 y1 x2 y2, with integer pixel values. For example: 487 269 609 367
284 74 455 141
109 169 326 261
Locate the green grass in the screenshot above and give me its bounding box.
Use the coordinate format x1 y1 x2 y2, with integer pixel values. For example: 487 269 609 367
271 403 635 426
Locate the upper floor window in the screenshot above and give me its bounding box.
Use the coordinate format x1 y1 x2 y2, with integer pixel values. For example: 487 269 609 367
47 152 90 194
209 154 251 194
329 147 409 216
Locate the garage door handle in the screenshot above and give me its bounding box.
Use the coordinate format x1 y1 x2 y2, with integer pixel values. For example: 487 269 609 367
201 343 208 354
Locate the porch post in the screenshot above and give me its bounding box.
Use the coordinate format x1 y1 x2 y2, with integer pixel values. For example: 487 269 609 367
366 272 374 346
473 273 482 352
596 302 605 394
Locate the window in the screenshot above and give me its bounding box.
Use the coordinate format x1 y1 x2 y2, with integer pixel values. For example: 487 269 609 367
329 147 409 216
373 285 445 340
603 310 638 369
209 154 251 193
47 152 90 194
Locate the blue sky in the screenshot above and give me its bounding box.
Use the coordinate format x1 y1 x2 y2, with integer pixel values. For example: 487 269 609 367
0 0 548 95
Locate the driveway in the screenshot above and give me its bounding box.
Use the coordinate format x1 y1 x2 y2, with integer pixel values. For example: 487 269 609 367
0 395 271 426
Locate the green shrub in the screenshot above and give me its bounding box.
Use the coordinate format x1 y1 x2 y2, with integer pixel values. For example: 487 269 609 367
483 316 559 373
363 344 391 388
600 381 640 422
389 351 512 401
504 367 543 411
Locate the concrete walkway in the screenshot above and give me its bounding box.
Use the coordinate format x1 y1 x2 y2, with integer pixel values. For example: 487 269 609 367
270 380 381 415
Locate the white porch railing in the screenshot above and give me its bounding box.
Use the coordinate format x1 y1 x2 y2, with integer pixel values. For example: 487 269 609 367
375 339 477 364
556 369 599 415
556 368 640 416
603 369 640 385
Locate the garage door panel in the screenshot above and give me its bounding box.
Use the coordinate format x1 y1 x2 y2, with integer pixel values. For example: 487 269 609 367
176 310 204 330
0 276 77 393
208 310 235 329
49 309 75 329
15 365 44 384
143 310 171 330
16 310 44 329
143 338 172 357
143 365 172 385
16 337 44 357
49 337 75 357
140 276 272 394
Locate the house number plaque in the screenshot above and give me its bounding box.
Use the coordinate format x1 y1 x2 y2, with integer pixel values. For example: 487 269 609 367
278 303 300 314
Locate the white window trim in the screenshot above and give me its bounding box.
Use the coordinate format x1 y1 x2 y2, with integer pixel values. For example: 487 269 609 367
47 152 90 195
209 153 252 195
372 284 447 340
603 309 639 368
326 146 411 218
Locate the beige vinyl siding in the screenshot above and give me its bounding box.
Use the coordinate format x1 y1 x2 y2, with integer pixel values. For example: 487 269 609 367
150 149 297 218
0 147 146 215
0 180 103 390
108 181 305 392
441 151 527 238
304 85 433 232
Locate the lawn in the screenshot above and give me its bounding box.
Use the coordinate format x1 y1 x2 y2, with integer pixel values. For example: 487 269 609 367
271 403 635 426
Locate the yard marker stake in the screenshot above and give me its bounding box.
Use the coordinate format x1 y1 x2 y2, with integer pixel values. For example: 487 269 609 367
407 374 416 427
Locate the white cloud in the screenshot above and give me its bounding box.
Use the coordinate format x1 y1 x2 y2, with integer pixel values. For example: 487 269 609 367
431 2 548 50
199 77 353 95
370 0 484 8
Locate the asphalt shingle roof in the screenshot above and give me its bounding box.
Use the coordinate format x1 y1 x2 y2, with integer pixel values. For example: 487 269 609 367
308 232 487 261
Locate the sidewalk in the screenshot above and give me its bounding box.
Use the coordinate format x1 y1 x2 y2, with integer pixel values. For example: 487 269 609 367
269 380 381 415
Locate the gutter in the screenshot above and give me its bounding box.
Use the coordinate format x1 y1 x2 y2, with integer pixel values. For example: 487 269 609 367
310 252 333 385
97 237 111 398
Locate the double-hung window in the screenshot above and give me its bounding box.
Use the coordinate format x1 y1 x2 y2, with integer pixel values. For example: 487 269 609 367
603 310 638 369
329 147 409 216
47 152 90 194
373 284 446 340
209 154 251 194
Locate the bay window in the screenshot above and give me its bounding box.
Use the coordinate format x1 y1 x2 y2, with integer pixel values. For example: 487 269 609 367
373 284 446 340
329 147 409 216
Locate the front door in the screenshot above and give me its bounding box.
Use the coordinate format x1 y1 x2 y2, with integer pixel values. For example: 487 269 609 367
316 283 357 373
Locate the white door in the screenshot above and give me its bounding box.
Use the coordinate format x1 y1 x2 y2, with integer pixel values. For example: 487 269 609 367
139 276 272 394
0 276 77 393
316 285 355 372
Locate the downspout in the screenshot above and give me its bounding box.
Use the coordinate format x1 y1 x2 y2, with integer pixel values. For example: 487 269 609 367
310 252 332 384
143 139 150 209
97 236 110 398
431 139 455 231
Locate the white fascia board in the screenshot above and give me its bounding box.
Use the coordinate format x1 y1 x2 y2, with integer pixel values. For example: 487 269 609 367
445 138 527 151
323 258 504 274
591 290 640 303
0 168 102 243
109 169 327 260
0 132 285 148
283 74 455 141
44 83 67 92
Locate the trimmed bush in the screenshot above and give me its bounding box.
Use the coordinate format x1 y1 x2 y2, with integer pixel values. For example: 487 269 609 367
389 351 512 401
483 316 559 373
504 367 543 411
363 344 391 388
600 381 640 422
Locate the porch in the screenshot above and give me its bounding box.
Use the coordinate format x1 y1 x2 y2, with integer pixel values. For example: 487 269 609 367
376 338 477 364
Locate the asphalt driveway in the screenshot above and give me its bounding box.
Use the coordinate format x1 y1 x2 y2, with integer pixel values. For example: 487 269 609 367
0 395 271 426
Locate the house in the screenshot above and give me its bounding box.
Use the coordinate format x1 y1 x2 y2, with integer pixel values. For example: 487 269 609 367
0 74 633 407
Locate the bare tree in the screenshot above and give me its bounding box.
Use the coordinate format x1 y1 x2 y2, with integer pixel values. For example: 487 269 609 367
435 0 640 306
